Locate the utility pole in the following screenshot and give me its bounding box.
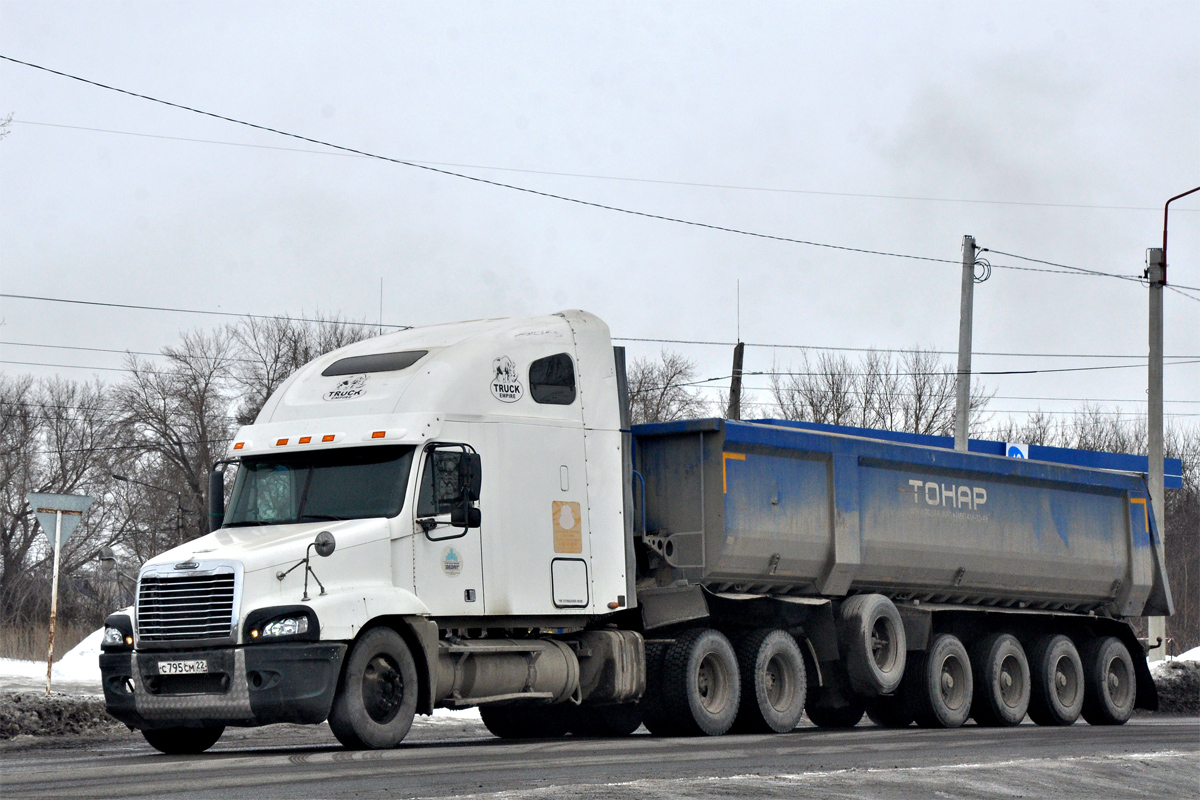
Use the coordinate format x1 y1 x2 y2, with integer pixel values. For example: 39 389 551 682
727 341 745 421
1146 247 1165 660
954 235 977 452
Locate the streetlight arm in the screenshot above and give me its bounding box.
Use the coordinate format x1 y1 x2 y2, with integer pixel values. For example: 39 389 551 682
1163 185 1200 285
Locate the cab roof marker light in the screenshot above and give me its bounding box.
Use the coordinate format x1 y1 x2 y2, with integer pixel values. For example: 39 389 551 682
233 442 245 450
322 434 336 443
298 436 312 444
371 431 386 439
276 438 289 446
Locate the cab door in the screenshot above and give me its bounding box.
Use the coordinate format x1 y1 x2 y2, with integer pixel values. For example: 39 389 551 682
412 446 485 616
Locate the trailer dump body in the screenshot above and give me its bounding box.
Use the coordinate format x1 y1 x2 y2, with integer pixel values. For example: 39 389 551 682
634 418 1172 619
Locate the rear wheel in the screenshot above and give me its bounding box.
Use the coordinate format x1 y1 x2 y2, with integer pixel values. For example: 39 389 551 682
480 703 571 739
1027 634 1084 726
328 626 419 749
970 633 1031 727
805 698 866 728
838 594 906 697
568 703 643 737
659 628 741 736
640 639 673 736
141 726 224 755
914 634 973 728
1080 636 1136 726
732 629 807 733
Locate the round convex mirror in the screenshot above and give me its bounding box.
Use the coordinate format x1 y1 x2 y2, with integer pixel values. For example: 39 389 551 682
314 530 336 558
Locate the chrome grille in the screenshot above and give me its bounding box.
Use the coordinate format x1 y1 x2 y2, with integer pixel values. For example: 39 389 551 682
137 570 236 643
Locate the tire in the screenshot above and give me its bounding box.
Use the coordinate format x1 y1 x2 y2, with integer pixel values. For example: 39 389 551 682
913 634 972 728
838 594 906 697
480 703 571 739
805 698 866 728
1080 636 1136 726
970 633 1031 727
732 629 807 733
328 626 419 749
1027 634 1084 727
640 639 673 736
659 628 741 736
141 726 224 755
867 692 915 728
568 703 644 737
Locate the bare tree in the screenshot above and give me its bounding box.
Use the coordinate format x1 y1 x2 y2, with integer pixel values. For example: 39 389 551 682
627 349 711 424
770 347 992 435
229 313 373 425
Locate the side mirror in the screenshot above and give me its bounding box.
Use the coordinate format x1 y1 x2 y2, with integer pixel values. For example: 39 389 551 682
451 506 482 529
209 468 226 530
98 546 116 575
313 530 336 558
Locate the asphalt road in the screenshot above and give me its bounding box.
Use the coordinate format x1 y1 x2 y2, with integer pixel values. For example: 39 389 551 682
2 715 1196 800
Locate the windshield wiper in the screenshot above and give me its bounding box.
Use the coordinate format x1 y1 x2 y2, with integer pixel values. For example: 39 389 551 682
223 520 276 528
298 513 346 522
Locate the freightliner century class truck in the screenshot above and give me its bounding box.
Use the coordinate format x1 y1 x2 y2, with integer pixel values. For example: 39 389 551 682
99 311 1175 753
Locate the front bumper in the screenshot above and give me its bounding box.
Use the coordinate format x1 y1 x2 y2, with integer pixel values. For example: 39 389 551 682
100 642 347 730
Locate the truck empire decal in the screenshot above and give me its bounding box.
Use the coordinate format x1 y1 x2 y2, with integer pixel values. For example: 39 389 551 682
324 374 368 400
490 356 523 402
905 478 987 511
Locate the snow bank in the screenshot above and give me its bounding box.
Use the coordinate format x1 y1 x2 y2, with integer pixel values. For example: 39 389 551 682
0 628 104 694
1151 652 1200 714
1172 645 1200 663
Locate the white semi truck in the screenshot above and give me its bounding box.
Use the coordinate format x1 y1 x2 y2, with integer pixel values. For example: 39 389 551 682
100 311 1171 753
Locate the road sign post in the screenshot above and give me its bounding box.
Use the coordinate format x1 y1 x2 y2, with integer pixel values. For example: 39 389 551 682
27 492 95 694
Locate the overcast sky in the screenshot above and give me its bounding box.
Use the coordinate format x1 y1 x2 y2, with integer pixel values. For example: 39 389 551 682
1 1 1197 428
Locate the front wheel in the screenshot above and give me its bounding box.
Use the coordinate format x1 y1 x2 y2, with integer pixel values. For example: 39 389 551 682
142 726 225 755
328 626 419 749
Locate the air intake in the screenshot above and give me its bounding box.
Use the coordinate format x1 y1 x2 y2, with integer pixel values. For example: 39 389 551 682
137 569 237 644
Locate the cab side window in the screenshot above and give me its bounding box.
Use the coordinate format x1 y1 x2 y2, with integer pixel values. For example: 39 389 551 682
529 353 576 405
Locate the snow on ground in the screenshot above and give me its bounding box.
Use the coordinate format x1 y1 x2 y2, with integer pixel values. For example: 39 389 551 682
1171 645 1200 662
0 628 104 695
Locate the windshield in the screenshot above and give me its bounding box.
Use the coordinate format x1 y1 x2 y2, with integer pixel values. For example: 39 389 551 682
224 445 415 527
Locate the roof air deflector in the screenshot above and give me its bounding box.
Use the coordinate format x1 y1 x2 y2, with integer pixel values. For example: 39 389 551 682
321 350 428 377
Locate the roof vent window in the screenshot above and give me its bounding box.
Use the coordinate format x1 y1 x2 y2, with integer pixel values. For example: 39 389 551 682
321 350 428 377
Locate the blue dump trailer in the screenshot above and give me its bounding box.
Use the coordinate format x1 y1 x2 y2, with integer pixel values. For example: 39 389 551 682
629 418 1173 733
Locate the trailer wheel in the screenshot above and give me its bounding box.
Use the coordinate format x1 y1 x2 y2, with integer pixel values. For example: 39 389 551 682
1080 636 1136 726
838 594 906 697
328 626 419 749
732 629 807 733
480 703 571 739
568 703 644 737
805 698 865 728
640 639 674 736
970 633 1031 727
914 634 972 728
1027 634 1084 726
660 628 740 736
141 726 225 755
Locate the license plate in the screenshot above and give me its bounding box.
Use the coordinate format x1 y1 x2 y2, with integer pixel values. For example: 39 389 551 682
157 660 208 675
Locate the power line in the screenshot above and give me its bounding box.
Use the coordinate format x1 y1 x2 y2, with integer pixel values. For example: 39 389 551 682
1167 286 1200 304
16 119 1195 214
0 292 403 328
0 55 958 266
981 248 1143 283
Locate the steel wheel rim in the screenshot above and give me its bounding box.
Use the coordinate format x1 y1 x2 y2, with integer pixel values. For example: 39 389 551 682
1052 654 1080 708
362 653 404 724
764 653 794 711
999 654 1025 709
696 652 732 715
871 618 897 672
938 654 967 711
1105 655 1132 708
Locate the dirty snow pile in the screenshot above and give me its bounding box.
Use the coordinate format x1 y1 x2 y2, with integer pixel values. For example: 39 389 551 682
1151 646 1200 714
0 691 122 739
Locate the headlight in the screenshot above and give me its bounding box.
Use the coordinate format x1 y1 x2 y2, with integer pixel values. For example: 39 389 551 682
103 626 125 646
100 614 135 651
259 616 309 638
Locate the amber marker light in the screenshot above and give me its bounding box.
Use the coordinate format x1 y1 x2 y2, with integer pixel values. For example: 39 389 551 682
276 438 289 446
371 431 386 439
322 435 336 442
233 442 245 450
299 436 312 444
250 629 259 639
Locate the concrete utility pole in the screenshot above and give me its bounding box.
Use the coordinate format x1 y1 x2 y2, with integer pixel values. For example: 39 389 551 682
954 235 977 452
727 342 744 421
1146 247 1166 660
